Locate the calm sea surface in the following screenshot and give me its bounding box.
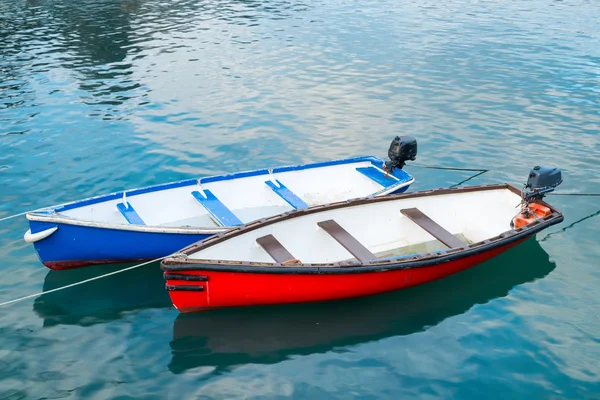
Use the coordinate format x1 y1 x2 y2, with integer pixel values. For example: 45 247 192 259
1 0 599 398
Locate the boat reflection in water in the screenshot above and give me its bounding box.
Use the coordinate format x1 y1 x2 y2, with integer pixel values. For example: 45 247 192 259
33 262 171 327
169 237 555 374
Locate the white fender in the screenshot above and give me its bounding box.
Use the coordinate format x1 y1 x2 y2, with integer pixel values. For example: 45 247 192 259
24 227 58 243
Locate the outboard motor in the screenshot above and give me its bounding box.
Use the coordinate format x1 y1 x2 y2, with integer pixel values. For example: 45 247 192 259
384 136 417 173
512 165 562 228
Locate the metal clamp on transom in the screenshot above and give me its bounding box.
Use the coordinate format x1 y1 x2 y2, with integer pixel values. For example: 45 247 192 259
116 191 145 225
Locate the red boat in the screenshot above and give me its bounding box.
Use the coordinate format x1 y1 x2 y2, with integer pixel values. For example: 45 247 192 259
162 167 563 313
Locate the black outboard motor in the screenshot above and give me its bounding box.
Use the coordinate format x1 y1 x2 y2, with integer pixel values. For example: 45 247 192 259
523 165 562 200
511 165 562 228
384 136 417 173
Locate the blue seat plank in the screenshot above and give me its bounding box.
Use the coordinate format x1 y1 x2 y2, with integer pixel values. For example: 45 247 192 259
265 180 309 210
191 190 243 227
116 203 146 225
356 166 400 187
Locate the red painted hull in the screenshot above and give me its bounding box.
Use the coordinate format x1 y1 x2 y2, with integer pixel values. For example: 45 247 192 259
165 237 527 313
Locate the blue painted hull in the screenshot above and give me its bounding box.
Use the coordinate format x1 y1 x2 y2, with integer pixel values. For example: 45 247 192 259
28 220 211 270
31 189 409 269
30 179 412 269
25 156 414 269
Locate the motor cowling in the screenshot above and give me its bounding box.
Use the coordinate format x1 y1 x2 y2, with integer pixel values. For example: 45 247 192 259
384 136 417 173
524 165 562 200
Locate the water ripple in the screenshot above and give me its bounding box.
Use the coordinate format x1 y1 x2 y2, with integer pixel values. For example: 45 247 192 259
1 0 599 398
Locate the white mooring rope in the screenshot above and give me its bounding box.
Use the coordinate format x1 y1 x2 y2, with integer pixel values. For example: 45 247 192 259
0 257 167 307
0 211 30 223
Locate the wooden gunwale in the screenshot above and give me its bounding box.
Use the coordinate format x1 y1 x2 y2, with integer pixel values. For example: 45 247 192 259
161 184 563 273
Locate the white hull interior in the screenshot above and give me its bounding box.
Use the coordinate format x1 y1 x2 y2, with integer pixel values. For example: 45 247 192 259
190 188 524 264
52 160 406 228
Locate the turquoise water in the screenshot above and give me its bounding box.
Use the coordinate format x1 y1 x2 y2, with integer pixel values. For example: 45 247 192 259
1 0 599 397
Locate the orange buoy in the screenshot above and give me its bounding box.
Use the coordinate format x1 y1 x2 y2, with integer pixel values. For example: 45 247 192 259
512 203 552 229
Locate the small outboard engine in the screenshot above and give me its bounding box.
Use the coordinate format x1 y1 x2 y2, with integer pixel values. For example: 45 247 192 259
523 165 563 200
512 165 562 229
384 136 417 173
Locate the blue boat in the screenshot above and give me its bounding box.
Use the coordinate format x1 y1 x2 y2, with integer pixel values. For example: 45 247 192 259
24 147 416 270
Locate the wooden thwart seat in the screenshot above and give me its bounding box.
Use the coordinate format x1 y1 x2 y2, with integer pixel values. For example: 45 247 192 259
400 208 464 248
318 219 376 262
256 234 297 263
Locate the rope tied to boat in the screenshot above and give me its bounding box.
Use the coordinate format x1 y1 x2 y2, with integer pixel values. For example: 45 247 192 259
548 193 600 196
282 258 302 265
0 211 30 223
408 163 490 172
0 256 169 308
1 166 597 226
